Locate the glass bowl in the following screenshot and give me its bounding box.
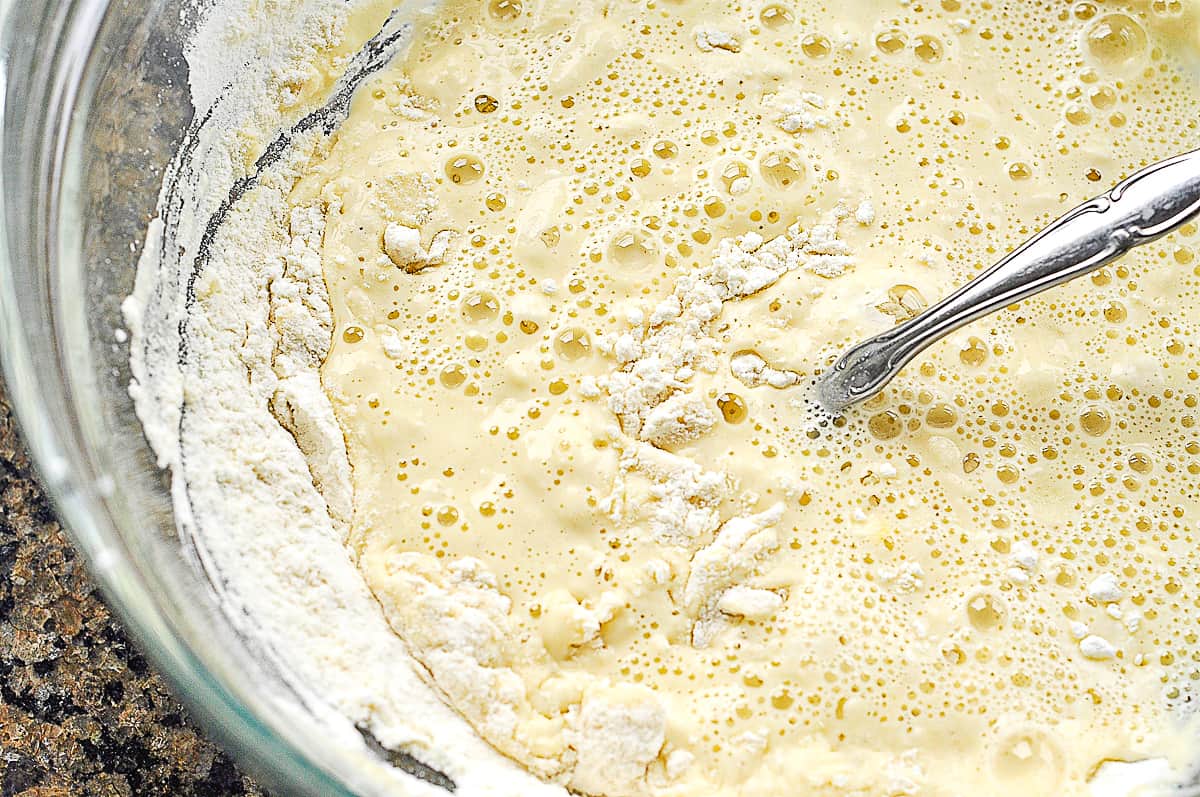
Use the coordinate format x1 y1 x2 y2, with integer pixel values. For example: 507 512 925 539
3 1 1199 795
0 0 449 793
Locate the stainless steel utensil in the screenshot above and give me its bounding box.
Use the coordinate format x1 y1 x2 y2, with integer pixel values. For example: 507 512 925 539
816 148 1200 413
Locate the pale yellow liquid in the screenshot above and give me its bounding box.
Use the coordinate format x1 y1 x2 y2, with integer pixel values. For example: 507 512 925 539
289 1 1200 794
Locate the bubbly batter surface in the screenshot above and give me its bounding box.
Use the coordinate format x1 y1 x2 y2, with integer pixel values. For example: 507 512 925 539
288 1 1200 793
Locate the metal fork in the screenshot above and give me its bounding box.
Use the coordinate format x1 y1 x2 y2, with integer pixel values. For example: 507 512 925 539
816 148 1200 413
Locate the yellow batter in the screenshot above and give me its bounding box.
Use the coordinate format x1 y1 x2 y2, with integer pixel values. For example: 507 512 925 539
288 0 1200 793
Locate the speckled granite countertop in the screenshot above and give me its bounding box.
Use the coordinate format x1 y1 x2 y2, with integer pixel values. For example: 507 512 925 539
0 379 266 797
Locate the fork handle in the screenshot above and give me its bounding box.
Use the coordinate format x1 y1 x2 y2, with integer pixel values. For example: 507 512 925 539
818 148 1200 411
901 148 1200 344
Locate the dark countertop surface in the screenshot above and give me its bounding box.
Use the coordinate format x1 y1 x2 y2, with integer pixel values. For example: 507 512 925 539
0 379 265 797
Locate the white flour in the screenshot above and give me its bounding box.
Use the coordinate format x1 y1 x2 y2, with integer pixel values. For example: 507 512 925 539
597 215 862 650
601 214 855 445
